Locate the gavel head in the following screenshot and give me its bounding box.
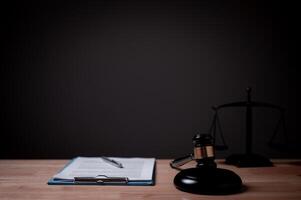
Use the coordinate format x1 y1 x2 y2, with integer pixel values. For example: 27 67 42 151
192 134 217 168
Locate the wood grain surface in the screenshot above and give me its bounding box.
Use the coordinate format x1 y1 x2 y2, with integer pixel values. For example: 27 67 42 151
0 159 301 200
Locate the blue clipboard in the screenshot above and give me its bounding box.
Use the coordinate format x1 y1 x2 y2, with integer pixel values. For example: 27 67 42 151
47 157 156 186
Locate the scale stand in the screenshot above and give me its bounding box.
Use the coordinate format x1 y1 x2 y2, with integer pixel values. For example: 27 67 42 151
211 87 286 167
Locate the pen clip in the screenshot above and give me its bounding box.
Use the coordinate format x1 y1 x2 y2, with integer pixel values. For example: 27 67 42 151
74 175 129 184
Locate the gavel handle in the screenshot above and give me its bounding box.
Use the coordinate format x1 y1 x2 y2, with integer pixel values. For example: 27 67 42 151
170 154 194 170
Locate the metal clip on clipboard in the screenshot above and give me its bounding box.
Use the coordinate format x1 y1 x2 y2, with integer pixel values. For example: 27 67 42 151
74 175 129 184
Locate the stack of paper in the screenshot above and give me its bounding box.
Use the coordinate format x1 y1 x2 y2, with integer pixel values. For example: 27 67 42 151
48 157 156 185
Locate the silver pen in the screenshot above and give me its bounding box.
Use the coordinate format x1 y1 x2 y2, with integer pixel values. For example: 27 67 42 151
101 157 124 168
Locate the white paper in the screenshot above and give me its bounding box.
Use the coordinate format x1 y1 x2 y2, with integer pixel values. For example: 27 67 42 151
53 157 155 181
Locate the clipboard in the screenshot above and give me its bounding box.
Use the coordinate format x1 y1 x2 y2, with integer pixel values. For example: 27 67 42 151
47 157 156 186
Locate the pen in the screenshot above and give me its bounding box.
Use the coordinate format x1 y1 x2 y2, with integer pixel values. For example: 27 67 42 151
101 157 124 168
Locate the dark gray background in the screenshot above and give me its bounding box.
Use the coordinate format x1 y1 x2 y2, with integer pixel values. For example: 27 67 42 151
1 0 298 159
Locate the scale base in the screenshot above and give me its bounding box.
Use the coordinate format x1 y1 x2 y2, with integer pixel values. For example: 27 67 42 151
225 153 273 167
174 167 242 195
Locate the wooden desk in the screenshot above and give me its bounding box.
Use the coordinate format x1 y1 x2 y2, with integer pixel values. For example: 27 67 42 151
0 159 301 200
